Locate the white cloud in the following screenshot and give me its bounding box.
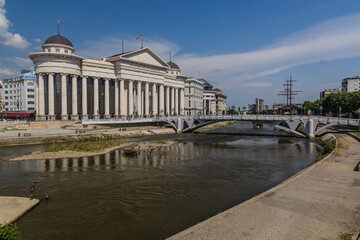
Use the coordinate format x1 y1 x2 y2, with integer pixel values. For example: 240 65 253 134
0 65 16 77
0 0 29 49
14 56 32 68
77 35 179 61
174 12 360 90
34 38 41 43
244 82 273 88
320 82 341 89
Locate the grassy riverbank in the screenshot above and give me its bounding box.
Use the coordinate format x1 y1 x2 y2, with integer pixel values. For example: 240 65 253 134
43 141 122 153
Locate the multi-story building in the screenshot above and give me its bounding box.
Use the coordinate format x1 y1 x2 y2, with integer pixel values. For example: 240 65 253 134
341 77 360 92
0 80 2 112
29 34 185 120
255 98 264 112
200 79 227 115
320 88 341 99
2 71 36 112
184 77 204 115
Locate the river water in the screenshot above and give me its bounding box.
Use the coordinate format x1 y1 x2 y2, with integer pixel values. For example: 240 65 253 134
0 123 322 239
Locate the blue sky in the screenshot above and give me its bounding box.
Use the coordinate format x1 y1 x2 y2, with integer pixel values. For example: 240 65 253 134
1 0 360 108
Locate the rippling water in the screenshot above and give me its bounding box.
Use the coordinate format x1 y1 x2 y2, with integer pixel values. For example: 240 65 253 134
0 124 322 239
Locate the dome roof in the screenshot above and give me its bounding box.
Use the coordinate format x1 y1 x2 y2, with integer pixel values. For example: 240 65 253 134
167 61 180 70
44 35 74 47
213 88 222 92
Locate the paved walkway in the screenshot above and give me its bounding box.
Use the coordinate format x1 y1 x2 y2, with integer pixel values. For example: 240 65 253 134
0 197 39 226
169 134 360 240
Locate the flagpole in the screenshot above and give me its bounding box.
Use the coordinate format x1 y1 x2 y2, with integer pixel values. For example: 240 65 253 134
122 35 124 53
141 37 143 49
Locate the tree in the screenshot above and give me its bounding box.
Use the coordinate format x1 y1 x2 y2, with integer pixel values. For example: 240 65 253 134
0 223 20 240
305 90 360 116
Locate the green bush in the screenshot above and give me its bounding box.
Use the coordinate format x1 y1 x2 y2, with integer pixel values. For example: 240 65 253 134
315 140 335 162
156 140 167 144
323 140 335 154
0 223 20 240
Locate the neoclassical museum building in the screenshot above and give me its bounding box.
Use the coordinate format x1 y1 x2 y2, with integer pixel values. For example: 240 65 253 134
29 34 185 120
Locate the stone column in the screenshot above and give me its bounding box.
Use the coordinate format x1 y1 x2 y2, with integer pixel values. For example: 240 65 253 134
37 74 45 120
48 73 55 120
166 87 170 116
93 77 99 119
128 80 133 116
82 76 88 120
71 75 78 120
145 82 149 117
152 83 157 116
180 88 185 116
159 84 164 116
104 78 110 118
35 81 39 119
120 79 126 118
137 81 142 117
175 88 179 115
171 87 175 115
114 80 119 118
61 74 68 120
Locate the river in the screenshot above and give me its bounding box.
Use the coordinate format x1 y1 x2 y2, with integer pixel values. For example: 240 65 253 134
0 123 322 239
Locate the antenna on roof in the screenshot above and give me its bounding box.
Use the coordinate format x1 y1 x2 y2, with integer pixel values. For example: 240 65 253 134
169 51 172 62
122 35 124 54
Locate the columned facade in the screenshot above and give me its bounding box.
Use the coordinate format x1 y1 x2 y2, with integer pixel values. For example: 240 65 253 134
30 35 185 121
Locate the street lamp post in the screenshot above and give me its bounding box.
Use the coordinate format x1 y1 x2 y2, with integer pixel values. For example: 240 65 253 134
16 100 19 121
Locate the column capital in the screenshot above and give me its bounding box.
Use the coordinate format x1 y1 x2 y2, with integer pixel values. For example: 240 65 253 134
70 74 78 78
60 73 68 76
38 73 45 77
49 72 55 76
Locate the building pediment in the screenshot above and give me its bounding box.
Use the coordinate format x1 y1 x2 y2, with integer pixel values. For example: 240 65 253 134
107 48 169 69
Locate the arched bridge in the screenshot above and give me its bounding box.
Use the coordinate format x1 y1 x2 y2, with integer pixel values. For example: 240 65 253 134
82 115 360 139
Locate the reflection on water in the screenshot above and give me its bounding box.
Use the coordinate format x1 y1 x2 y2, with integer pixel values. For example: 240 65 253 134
0 134 321 240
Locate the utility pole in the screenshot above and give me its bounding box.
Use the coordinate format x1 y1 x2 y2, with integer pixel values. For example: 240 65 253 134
277 75 302 114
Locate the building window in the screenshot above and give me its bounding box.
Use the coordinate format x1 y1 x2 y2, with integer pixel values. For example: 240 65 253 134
47 49 51 52
28 108 35 110
28 101 35 104
28 95 35 98
4 85 7 88
5 91 8 94
27 82 35 86
65 50 68 53
56 49 60 52
27 89 35 92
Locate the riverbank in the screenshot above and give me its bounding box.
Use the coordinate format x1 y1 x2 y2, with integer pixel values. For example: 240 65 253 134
193 121 235 133
0 127 176 147
5 140 177 162
0 197 39 227
168 133 360 240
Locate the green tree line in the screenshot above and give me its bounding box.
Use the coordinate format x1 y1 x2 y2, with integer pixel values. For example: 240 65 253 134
303 91 360 116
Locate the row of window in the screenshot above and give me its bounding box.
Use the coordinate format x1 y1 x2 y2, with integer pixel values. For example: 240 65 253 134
46 48 70 54
4 89 34 94
4 101 35 105
4 82 34 88
4 107 34 111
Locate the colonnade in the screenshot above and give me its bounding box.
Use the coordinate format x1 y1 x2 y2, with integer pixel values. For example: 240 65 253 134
36 73 185 120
